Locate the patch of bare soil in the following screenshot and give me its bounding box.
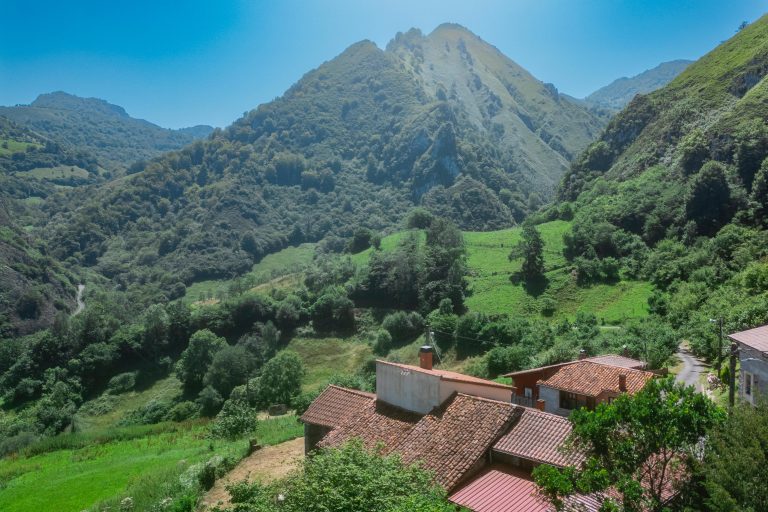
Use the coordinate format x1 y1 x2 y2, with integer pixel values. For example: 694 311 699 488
199 437 304 510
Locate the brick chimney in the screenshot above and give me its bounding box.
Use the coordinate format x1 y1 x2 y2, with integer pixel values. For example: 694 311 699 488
578 349 588 360
619 374 627 392
622 345 630 357
419 345 433 371
536 399 546 411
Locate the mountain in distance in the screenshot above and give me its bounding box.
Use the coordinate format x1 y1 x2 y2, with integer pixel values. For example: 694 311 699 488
40 23 607 306
584 59 693 111
0 91 214 175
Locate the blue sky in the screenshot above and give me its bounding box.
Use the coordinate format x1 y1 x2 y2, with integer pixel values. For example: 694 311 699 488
0 1 764 128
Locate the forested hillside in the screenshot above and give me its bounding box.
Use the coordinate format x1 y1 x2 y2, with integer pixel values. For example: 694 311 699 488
0 92 213 175
37 25 605 307
553 15 768 360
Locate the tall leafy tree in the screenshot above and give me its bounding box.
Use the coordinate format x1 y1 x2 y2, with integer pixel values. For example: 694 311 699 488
175 329 227 393
511 224 545 285
685 161 733 236
534 378 724 512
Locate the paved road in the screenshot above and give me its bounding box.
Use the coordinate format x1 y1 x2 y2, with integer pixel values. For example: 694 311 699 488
675 344 709 392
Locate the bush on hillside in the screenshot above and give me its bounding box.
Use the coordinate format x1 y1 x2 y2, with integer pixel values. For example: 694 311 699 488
382 311 424 344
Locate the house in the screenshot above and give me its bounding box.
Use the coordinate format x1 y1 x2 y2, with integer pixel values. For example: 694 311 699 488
504 354 653 416
300 346 598 512
729 324 768 405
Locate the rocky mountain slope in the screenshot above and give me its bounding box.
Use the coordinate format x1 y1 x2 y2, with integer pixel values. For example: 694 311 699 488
39 25 607 305
585 59 692 111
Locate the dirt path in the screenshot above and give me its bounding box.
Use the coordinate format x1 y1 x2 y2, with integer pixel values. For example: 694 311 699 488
199 437 304 510
74 284 85 315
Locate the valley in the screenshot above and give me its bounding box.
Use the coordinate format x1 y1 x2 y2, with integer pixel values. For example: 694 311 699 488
0 8 766 512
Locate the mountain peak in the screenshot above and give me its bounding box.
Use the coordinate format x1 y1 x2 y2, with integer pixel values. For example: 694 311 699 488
31 91 129 118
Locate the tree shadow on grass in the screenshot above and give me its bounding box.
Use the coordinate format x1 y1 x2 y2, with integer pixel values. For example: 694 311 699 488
510 272 549 298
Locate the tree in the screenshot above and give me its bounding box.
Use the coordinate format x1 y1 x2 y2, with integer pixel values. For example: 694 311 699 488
511 224 545 289
175 329 227 392
252 351 304 408
223 440 454 512
204 345 256 398
685 161 733 236
700 403 768 511
751 157 768 223
533 378 724 512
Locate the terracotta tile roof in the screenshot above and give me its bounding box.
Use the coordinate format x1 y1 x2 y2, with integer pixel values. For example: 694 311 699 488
317 399 421 452
377 360 514 390
729 324 768 352
317 391 521 491
504 354 645 378
395 393 521 490
493 408 584 467
538 361 653 397
449 465 553 512
586 354 646 369
299 385 375 428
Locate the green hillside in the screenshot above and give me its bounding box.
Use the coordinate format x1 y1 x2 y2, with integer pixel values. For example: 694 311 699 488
353 220 651 323
33 25 608 309
0 92 212 175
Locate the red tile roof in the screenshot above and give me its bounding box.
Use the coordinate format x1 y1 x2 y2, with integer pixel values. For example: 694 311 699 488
377 360 514 390
396 394 521 490
317 399 422 451
504 354 645 378
449 465 552 512
538 361 653 397
318 392 521 491
493 408 584 467
299 385 375 428
586 354 646 369
729 324 768 352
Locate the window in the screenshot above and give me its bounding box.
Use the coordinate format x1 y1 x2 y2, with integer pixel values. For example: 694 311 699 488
745 372 753 396
524 387 533 398
560 391 579 410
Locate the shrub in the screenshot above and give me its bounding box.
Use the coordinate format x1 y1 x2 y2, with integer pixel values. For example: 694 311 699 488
122 400 172 425
107 372 137 394
166 401 200 422
196 386 224 417
209 399 259 439
0 431 39 457
485 346 531 378
538 295 557 316
292 389 322 416
373 329 392 355
382 311 424 344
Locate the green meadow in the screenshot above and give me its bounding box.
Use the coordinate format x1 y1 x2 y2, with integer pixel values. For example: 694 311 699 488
0 417 303 512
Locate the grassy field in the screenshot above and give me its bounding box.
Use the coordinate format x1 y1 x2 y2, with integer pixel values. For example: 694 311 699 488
14 165 90 180
286 337 373 391
75 376 183 433
0 416 303 512
186 243 316 302
0 139 40 156
354 220 651 324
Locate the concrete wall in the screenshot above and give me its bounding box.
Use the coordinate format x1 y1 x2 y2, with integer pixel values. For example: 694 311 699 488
376 362 441 414
439 381 512 404
739 346 768 405
538 385 576 417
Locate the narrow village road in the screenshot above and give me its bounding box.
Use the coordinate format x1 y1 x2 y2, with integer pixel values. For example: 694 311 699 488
74 284 85 315
675 344 709 392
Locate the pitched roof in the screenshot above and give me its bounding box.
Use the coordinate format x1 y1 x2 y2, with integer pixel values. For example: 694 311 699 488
299 385 375 428
377 360 514 390
318 392 521 491
586 354 646 369
317 399 422 451
493 408 584 467
729 324 768 352
538 361 653 397
504 354 645 378
395 394 521 490
449 465 553 512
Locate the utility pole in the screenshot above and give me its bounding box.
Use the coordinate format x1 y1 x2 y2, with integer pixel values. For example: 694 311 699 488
710 317 724 373
729 342 738 409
